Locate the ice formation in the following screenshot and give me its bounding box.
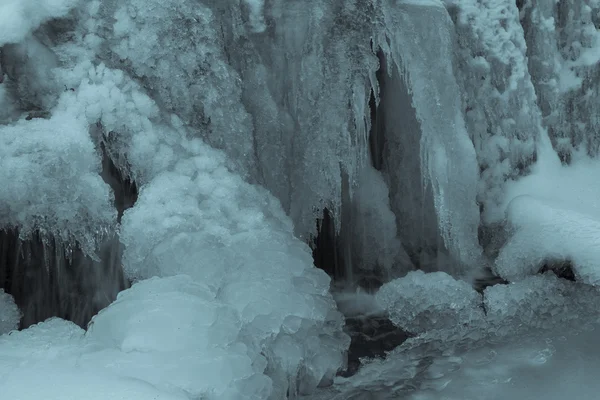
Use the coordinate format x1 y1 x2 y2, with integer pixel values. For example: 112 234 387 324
86 276 273 399
326 271 600 399
0 318 189 400
373 0 483 273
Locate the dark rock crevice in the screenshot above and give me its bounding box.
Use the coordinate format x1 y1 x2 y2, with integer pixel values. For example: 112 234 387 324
99 141 138 222
338 316 411 378
0 230 128 329
368 49 387 172
311 208 346 281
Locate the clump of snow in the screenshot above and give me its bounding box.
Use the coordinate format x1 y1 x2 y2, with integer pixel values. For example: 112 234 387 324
0 112 116 256
495 142 600 285
0 0 78 46
0 289 19 334
375 270 485 334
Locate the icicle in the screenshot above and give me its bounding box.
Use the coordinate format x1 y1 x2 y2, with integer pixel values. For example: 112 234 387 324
378 0 483 271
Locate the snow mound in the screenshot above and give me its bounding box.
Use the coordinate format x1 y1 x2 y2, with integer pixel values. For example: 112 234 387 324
375 270 485 334
0 289 19 334
0 318 84 366
0 112 116 255
0 318 188 400
86 276 271 399
496 148 600 285
0 281 271 400
0 0 78 46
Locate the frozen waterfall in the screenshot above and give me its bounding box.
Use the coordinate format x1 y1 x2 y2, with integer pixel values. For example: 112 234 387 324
3 0 600 399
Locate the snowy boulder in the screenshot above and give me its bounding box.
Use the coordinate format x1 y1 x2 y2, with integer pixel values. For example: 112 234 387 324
484 273 600 334
0 289 20 334
375 270 485 334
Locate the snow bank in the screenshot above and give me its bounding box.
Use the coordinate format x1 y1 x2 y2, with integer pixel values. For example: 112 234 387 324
0 289 19 334
0 318 188 400
495 144 600 285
